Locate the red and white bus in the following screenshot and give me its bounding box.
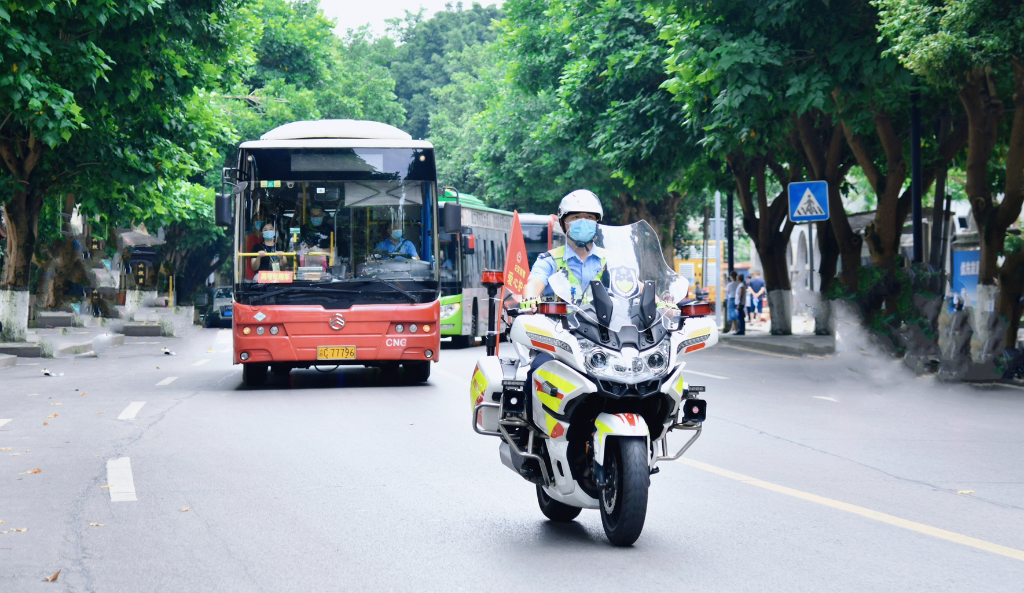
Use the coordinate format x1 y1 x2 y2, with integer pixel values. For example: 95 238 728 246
216 120 452 386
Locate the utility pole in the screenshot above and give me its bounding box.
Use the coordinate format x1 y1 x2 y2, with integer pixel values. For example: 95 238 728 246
727 192 735 275
911 90 923 263
701 204 710 293
714 191 723 328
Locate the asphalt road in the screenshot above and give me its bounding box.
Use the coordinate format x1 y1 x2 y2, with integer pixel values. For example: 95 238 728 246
2 327 1024 592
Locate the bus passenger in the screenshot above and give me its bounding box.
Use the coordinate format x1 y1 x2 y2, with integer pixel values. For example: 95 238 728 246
251 224 286 273
244 214 266 280
375 221 419 259
300 207 333 250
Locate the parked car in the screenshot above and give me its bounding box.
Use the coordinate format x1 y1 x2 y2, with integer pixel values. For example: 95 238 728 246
208 287 233 328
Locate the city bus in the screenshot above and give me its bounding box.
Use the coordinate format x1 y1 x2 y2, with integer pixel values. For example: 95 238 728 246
437 191 512 347
519 212 566 268
216 120 450 386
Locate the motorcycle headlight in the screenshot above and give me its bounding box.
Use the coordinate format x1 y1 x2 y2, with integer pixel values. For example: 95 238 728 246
440 303 461 319
584 341 672 384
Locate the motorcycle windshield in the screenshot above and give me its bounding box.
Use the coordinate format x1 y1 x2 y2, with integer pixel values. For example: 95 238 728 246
552 221 688 332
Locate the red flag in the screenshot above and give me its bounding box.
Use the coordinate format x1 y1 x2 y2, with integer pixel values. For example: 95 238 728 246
496 212 529 355
502 211 529 298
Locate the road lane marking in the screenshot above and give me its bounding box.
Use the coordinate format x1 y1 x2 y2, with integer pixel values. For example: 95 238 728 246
155 377 178 386
685 370 729 380
105 457 138 502
117 402 146 420
722 344 801 359
813 396 839 402
679 458 1024 563
0 419 11 428
192 359 210 366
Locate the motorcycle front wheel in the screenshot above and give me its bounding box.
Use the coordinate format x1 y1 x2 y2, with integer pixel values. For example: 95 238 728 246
536 485 582 522
600 437 649 546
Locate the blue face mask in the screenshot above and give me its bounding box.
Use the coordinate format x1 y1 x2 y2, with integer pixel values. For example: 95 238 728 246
253 221 263 232
262 230 276 241
567 218 597 247
310 217 323 226
391 230 403 241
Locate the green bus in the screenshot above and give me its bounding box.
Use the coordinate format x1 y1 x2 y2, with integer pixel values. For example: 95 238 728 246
437 191 513 348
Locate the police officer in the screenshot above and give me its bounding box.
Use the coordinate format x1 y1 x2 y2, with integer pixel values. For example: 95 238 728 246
522 189 606 307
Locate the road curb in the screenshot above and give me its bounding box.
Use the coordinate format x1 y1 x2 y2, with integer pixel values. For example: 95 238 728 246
719 334 835 357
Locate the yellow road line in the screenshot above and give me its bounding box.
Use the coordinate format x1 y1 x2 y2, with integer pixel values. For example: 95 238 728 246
679 458 1024 562
721 344 801 359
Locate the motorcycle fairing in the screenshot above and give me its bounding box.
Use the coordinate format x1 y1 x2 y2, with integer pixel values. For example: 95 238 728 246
471 357 505 433
510 314 585 370
593 412 650 467
531 359 596 420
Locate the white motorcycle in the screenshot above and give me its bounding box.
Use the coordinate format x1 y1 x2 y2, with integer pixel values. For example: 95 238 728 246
470 221 718 546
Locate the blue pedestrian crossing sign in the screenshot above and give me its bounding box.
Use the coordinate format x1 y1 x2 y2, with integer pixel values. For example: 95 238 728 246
788 180 829 222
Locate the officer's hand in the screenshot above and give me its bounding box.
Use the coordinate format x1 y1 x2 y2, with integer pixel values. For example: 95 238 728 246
519 298 540 314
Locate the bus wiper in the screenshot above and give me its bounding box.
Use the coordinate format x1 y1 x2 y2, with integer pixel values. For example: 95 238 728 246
248 286 360 302
349 278 420 303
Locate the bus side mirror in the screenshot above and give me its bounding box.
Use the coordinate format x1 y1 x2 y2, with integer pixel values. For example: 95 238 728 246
215 193 233 228
443 203 462 234
462 234 475 254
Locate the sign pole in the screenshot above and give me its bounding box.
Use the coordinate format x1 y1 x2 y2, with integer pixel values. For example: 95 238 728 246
808 222 814 293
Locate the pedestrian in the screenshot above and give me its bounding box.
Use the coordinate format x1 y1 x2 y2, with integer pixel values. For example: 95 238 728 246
735 274 748 335
725 271 739 333
748 270 766 325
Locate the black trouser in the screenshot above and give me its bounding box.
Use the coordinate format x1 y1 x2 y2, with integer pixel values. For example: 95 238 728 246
737 305 746 334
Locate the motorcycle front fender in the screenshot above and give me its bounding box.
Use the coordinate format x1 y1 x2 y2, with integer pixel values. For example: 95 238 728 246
593 412 649 466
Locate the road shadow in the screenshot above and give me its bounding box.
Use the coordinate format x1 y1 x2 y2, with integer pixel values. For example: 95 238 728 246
536 519 605 547
231 364 431 392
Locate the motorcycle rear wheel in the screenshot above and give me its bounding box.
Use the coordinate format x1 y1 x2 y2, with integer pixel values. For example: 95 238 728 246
599 437 649 546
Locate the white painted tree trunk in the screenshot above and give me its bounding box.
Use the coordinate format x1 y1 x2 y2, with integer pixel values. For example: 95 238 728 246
767 289 792 335
972 284 1004 362
0 289 30 342
815 298 835 335
125 290 158 317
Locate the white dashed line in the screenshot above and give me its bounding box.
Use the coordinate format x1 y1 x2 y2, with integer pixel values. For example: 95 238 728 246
685 370 730 380
813 396 839 402
155 376 178 386
106 457 138 502
192 359 210 366
117 402 146 420
0 419 11 428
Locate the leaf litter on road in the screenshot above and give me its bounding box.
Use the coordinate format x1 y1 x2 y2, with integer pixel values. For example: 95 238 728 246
44 569 59 582
20 469 41 475
88 523 105 527
46 414 57 418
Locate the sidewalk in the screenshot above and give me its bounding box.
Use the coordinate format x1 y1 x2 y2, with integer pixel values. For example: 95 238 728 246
718 313 835 357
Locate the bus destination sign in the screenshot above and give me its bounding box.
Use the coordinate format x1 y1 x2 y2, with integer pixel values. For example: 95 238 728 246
257 271 294 284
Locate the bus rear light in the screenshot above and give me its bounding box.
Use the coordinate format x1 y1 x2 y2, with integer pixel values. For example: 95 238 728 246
240 351 250 361
269 326 279 335
425 349 434 359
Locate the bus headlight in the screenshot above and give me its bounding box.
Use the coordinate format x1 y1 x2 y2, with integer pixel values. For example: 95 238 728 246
256 326 265 336
410 324 418 333
396 324 405 333
269 326 279 335
440 303 460 319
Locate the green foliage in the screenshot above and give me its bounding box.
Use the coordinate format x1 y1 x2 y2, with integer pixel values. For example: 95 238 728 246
386 2 502 139
875 0 1024 90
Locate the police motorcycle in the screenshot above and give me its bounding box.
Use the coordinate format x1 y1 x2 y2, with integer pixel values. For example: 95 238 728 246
470 221 717 546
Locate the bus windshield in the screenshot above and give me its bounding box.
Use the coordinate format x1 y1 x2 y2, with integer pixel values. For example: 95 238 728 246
234 147 439 308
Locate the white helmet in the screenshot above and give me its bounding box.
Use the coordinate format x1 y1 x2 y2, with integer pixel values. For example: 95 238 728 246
557 189 603 229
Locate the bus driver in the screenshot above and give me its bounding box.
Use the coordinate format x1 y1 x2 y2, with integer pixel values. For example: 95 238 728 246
376 220 419 259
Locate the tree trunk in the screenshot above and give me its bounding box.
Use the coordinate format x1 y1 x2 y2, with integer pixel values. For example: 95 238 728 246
929 110 952 269
612 191 685 267
993 60 1024 352
728 151 796 335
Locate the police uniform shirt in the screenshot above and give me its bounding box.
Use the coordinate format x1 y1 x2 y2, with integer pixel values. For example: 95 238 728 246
529 245 604 296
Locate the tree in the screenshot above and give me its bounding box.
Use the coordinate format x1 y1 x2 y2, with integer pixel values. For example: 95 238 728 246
0 0 253 340
387 2 502 139
876 0 1024 351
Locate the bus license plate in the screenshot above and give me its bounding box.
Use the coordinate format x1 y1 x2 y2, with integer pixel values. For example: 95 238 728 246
317 346 356 360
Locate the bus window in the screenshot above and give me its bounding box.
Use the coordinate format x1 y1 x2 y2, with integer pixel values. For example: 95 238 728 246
522 223 549 268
